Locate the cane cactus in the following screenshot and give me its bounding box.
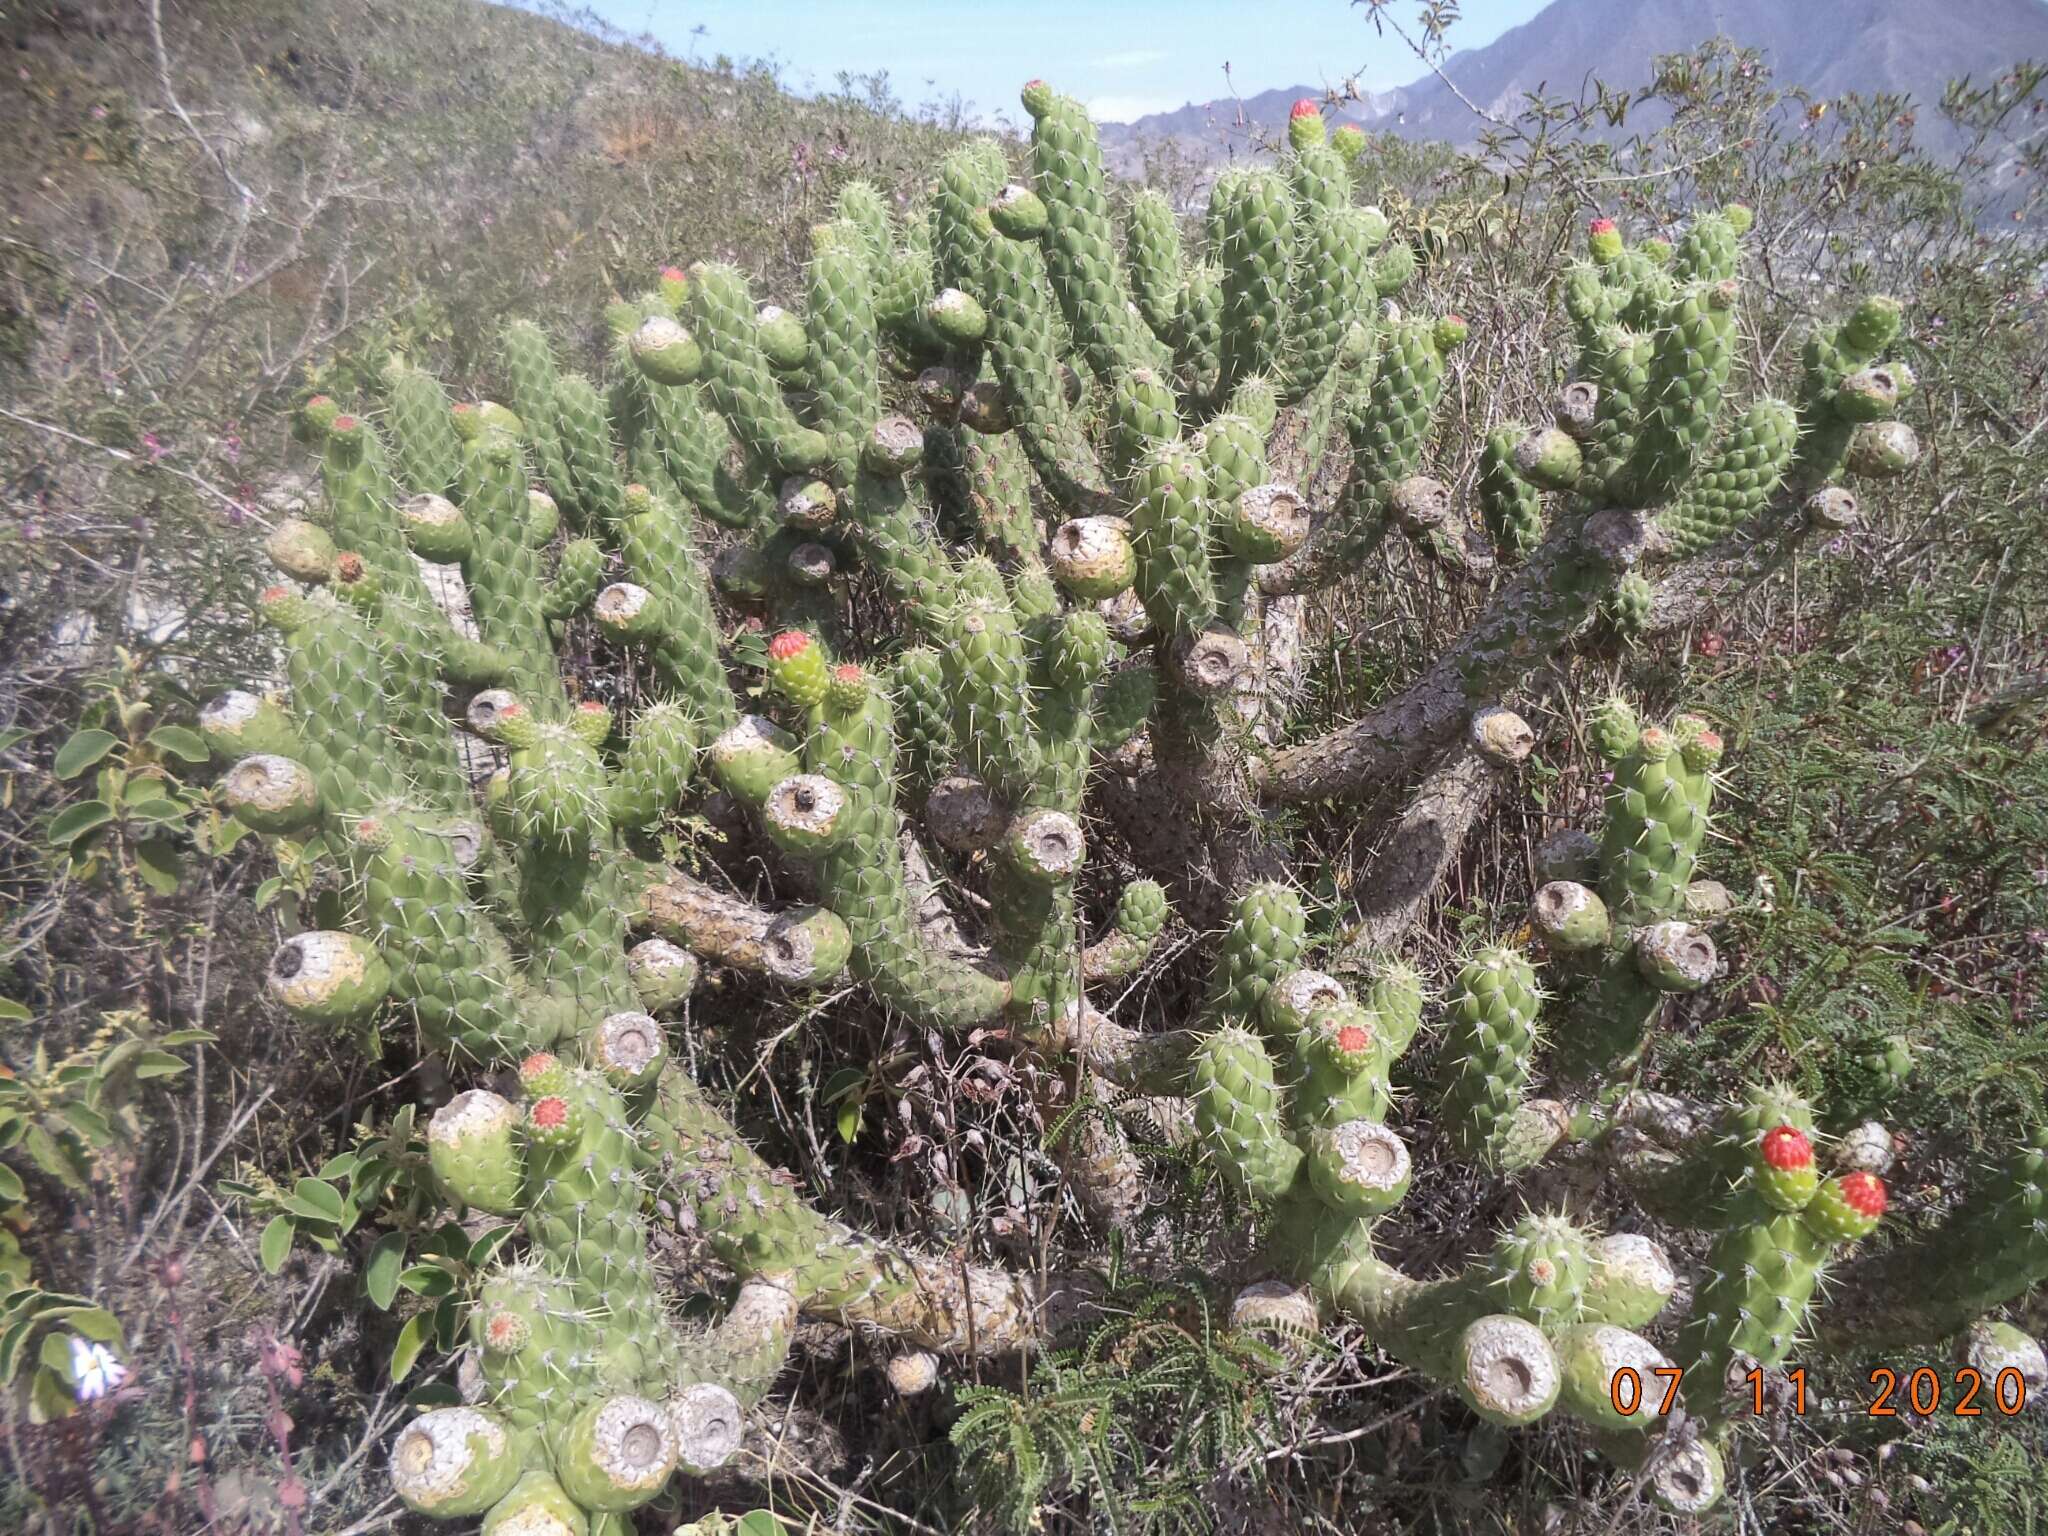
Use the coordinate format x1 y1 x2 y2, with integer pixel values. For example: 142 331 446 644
192 80 2029 1529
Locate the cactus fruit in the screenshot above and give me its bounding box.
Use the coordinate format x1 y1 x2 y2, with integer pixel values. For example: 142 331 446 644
193 89 1956 1529
1804 1170 1888 1242
1756 1124 1820 1212
1293 1003 1392 1128
764 629 830 710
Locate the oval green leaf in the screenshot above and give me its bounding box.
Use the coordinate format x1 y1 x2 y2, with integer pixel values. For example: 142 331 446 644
260 1216 296 1274
46 801 115 847
390 1313 430 1382
53 731 117 780
365 1231 406 1310
147 725 211 763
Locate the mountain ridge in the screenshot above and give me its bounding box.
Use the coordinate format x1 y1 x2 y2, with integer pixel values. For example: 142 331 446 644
1097 0 2048 162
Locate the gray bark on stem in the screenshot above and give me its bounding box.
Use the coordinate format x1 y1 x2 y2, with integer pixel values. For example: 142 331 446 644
1258 508 1648 804
1332 739 1508 963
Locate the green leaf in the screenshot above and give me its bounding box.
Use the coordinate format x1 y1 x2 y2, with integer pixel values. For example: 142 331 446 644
466 1225 514 1268
43 1306 120 1344
28 1291 98 1313
0 1166 22 1202
0 1319 34 1384
23 1125 87 1193
317 1152 360 1181
30 1362 76 1424
39 1331 75 1380
209 814 250 855
390 1313 430 1382
0 999 29 1024
147 725 210 763
123 776 169 807
57 1103 114 1147
253 877 284 911
420 1223 472 1262
46 801 115 847
735 1514 789 1536
432 1294 461 1349
349 1161 392 1207
397 1265 455 1299
131 1050 189 1080
157 1029 217 1046
365 1232 406 1310
132 843 184 901
290 1177 345 1222
53 731 117 780
96 1039 148 1085
124 798 188 826
260 1216 296 1274
823 1067 865 1145
0 728 30 753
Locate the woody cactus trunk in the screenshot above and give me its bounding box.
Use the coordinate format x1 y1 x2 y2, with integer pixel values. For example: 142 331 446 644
201 84 2041 1530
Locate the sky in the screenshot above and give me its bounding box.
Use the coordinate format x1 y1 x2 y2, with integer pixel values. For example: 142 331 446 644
548 0 1554 125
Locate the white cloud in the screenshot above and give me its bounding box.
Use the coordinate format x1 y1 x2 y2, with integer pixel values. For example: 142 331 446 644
1092 49 1169 70
1087 94 1179 124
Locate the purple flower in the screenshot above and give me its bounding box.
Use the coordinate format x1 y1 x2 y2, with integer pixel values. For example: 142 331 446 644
90 104 107 121
69 1337 127 1401
141 432 166 462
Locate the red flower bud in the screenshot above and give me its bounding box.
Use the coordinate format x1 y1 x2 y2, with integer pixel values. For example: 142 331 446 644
530 1095 570 1130
1838 1170 1888 1217
1760 1124 1813 1170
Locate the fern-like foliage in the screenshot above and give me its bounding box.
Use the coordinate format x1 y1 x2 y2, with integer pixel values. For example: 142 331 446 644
950 1275 1294 1533
1671 616 2048 1137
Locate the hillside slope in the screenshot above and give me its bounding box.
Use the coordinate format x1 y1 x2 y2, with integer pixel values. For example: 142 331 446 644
1 0 959 413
